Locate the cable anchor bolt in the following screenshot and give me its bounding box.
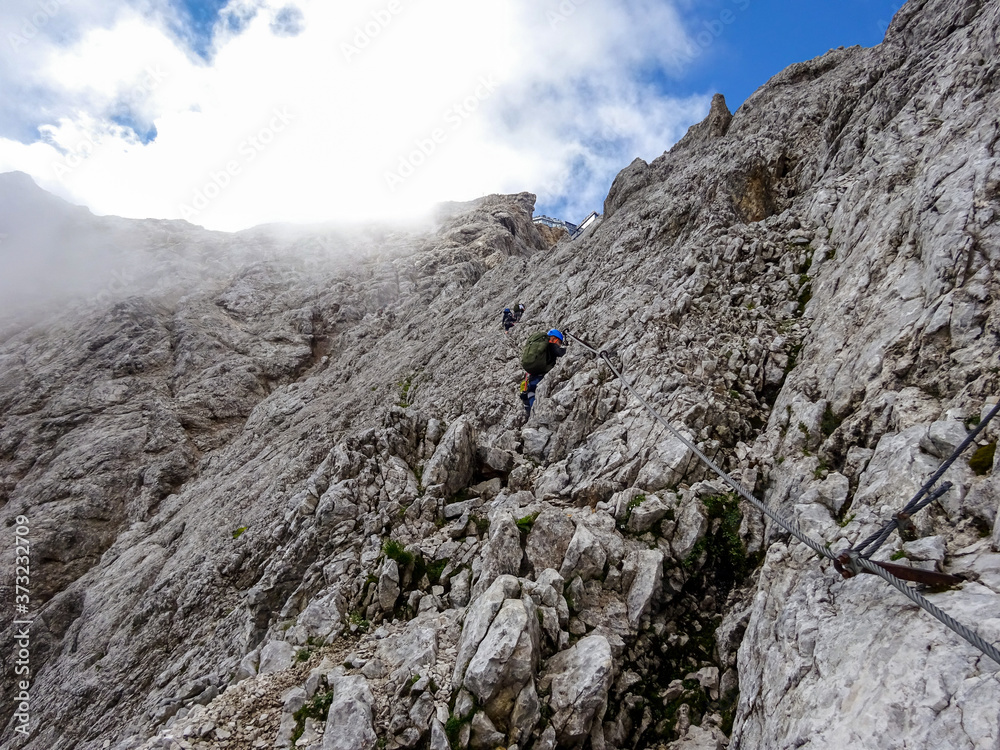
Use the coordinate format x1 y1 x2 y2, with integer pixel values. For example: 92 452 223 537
834 550 863 579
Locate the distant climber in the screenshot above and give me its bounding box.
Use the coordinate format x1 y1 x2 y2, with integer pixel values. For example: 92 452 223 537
519 328 567 417
502 307 516 333
514 303 525 322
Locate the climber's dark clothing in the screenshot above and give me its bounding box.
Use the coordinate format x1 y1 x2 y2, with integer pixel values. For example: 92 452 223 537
502 309 516 332
520 372 545 416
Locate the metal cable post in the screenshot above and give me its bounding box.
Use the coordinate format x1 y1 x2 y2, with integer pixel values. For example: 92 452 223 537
854 400 1000 557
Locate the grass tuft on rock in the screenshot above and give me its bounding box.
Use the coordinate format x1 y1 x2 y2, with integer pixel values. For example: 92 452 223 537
969 441 996 476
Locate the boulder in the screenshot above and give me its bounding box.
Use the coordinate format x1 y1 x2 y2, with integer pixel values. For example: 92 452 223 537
463 596 540 726
623 549 664 628
321 672 377 750
378 558 401 613
671 498 708 561
540 635 614 746
626 493 673 534
454 575 521 686
525 509 576 575
559 523 607 582
920 420 969 459
473 510 523 597
258 640 295 676
422 416 477 497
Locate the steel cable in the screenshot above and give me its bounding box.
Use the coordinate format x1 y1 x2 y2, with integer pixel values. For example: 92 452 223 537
564 329 1000 665
853 399 1000 557
564 331 836 562
854 555 1000 666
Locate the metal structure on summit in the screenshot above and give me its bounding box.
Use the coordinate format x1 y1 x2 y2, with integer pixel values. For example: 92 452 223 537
532 211 601 240
561 329 1000 667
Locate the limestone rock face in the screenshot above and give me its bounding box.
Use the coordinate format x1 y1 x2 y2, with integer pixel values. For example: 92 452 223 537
540 634 614 746
3 1 1000 749
322 673 377 750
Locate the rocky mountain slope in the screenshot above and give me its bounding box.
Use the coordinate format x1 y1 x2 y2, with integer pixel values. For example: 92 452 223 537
3 0 1000 748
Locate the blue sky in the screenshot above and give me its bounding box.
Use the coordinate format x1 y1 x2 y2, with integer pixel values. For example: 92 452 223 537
0 0 908 230
673 0 904 108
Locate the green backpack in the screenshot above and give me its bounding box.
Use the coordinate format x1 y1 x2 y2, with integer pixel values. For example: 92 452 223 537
521 331 550 374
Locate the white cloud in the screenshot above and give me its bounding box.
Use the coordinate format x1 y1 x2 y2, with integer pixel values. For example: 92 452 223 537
0 0 712 230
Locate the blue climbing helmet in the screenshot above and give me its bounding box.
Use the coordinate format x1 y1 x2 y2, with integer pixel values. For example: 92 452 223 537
504 308 511 313
547 329 564 342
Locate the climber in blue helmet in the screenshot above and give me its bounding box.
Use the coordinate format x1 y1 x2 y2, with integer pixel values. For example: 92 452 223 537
502 307 516 333
518 328 568 418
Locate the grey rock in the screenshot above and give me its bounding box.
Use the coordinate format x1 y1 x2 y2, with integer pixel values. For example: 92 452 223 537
540 635 614 746
321 674 377 750
473 511 523 597
275 686 308 748
463 597 538 724
378 558 401 613
422 416 477 498
671 498 707 562
623 549 664 628
799 472 850 514
533 724 557 750
469 711 505 750
450 567 472 608
902 536 947 566
521 428 551 459
535 568 565 596
635 433 695 492
454 574 521 687
625 494 673 534
258 640 296 676
558 523 607 582
920 420 969 459
525 509 576 575
428 719 450 750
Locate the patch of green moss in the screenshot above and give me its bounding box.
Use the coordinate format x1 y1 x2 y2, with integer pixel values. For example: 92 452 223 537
516 512 540 534
396 375 415 408
425 558 449 585
291 690 334 744
700 494 755 592
969 441 996 476
348 610 370 632
820 403 842 437
890 549 906 561
382 539 414 568
471 515 490 536
231 526 248 539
